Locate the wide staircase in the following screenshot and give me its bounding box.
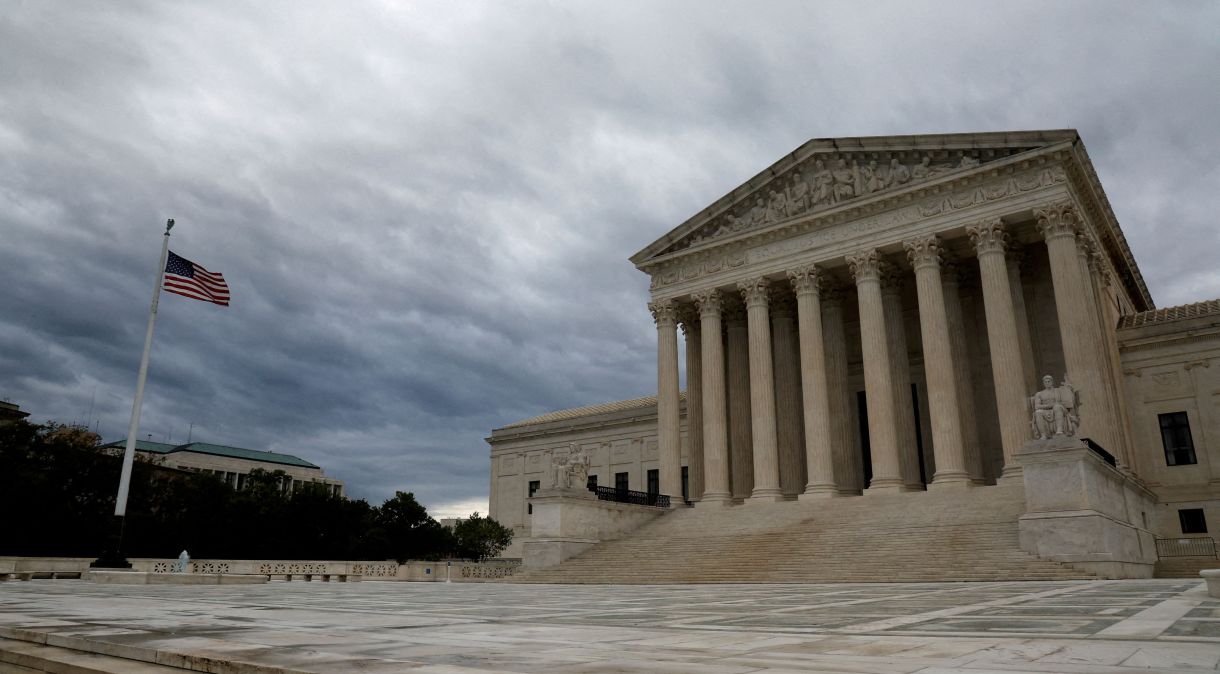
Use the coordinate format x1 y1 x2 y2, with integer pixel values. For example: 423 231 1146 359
511 483 1096 583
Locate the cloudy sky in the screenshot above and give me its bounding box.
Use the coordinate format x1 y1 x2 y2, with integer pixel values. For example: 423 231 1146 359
2 1 1217 516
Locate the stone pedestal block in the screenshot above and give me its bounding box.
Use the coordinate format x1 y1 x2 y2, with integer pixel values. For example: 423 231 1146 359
1201 569 1220 598
1016 436 1157 578
523 491 665 570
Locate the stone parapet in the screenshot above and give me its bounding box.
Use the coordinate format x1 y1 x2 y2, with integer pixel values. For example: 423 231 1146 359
523 490 667 570
1016 437 1157 578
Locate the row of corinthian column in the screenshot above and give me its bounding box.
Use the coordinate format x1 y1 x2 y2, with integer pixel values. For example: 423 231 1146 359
649 201 1128 504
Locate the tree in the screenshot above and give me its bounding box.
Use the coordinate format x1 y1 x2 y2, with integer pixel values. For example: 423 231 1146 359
376 491 452 562
452 512 513 561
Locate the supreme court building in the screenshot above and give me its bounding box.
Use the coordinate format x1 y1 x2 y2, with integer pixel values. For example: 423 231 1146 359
489 131 1220 565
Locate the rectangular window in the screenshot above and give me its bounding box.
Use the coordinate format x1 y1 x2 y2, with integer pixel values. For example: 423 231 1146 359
1180 508 1208 534
236 473 247 491
681 466 689 501
586 474 597 489
615 472 629 492
528 480 540 515
1160 412 1197 466
647 469 659 495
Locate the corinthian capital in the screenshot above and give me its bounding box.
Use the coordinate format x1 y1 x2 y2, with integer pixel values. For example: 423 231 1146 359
846 248 884 284
692 289 723 319
967 218 1008 256
903 234 944 270
648 298 678 327
1034 201 1080 241
787 264 822 296
737 276 771 307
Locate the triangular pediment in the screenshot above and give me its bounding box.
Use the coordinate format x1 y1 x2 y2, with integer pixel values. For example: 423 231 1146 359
630 130 1080 266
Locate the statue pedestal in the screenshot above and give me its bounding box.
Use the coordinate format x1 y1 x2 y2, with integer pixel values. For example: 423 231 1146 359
521 490 665 571
1016 436 1157 578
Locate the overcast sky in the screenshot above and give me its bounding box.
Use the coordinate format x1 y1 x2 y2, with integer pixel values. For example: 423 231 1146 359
2 1 1217 516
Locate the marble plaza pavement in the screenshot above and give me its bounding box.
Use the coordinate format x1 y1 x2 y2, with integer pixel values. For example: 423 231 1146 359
2 579 1220 673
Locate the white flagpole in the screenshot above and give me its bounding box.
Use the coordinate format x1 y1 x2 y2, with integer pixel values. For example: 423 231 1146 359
113 218 174 517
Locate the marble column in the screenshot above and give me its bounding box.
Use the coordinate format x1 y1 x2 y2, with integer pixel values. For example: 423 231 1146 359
1097 266 1135 470
967 218 1029 479
649 298 683 501
1035 202 1120 453
847 249 907 493
1007 246 1039 393
680 306 704 501
789 265 838 498
942 265 985 484
904 235 971 488
1077 234 1126 461
725 300 753 500
770 292 806 498
881 268 924 490
693 289 731 504
739 277 783 502
822 284 862 493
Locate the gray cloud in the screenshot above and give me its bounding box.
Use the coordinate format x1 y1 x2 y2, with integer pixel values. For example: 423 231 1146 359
2 1 1218 510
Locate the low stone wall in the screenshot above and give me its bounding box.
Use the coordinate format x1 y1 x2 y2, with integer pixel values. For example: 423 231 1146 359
1017 437 1158 578
0 556 519 582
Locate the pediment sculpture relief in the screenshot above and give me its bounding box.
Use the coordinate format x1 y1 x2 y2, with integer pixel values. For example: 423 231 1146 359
680 152 990 252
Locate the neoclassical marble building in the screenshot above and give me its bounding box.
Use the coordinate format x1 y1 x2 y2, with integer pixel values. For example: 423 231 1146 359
489 131 1220 561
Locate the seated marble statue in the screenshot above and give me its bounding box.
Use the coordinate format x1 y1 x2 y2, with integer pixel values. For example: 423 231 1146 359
549 443 591 489
1030 375 1080 440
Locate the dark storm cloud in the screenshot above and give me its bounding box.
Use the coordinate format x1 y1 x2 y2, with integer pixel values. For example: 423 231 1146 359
2 1 1218 514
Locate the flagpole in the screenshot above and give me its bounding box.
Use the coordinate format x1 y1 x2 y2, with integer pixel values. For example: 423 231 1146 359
93 218 173 569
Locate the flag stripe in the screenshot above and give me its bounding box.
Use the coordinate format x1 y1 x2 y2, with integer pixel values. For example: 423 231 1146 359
163 250 230 307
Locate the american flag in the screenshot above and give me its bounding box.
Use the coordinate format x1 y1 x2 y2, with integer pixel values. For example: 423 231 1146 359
163 251 230 306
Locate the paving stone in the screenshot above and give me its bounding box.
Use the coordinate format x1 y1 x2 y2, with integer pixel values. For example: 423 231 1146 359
1 579 1218 673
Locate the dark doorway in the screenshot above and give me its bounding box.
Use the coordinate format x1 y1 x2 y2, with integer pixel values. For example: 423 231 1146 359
856 391 873 484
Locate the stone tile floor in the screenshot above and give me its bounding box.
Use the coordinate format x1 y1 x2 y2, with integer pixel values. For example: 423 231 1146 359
1 579 1218 672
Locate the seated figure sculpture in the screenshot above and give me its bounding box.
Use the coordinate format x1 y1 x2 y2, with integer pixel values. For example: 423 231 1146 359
549 443 591 489
1030 374 1080 440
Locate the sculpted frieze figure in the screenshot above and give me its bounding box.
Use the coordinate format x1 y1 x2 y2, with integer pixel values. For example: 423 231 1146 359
889 158 910 186
748 196 767 228
863 160 885 194
811 159 834 206
766 189 788 223
911 155 932 181
1030 375 1080 440
788 171 811 214
831 159 856 203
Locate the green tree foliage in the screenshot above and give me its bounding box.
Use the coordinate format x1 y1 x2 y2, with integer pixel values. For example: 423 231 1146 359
0 420 512 561
452 512 514 561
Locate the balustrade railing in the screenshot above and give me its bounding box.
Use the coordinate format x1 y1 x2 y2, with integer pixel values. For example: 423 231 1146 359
1155 537 1218 558
1080 437 1117 467
590 485 670 508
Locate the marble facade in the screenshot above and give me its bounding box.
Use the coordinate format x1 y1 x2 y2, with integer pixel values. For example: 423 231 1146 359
489 131 1220 566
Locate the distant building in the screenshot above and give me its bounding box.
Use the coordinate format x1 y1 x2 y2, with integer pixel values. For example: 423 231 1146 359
101 440 344 497
0 401 30 426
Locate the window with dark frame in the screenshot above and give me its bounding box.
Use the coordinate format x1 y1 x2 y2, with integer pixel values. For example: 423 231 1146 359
1159 412 1197 466
528 480 540 515
1180 508 1208 534
615 472 629 492
647 469 659 495
586 474 597 489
